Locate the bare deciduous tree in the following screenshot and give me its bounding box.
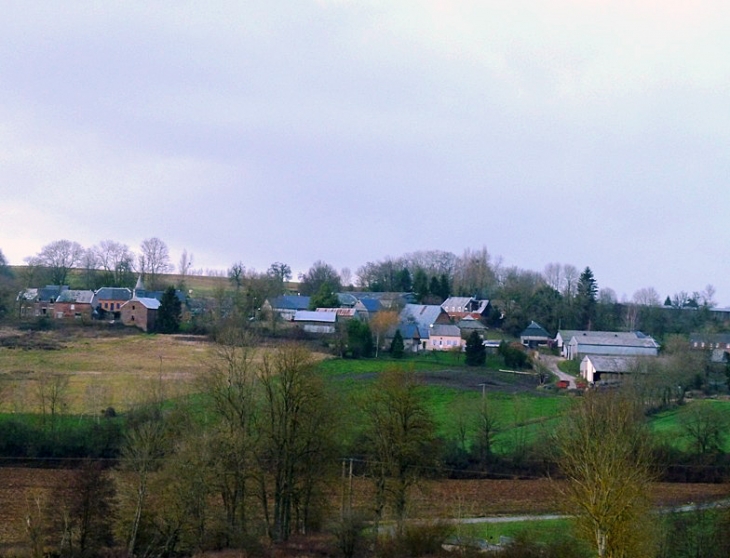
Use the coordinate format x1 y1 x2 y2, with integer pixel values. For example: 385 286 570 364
228 261 245 290
34 372 69 431
361 368 436 534
681 402 728 457
474 390 499 467
632 287 660 307
202 328 260 541
138 237 173 289
27 240 85 285
95 240 136 287
178 249 193 285
562 264 579 298
257 344 338 541
543 262 564 292
120 419 167 557
555 388 656 558
453 246 498 298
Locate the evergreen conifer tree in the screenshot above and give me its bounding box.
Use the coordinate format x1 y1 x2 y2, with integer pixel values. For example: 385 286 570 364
156 286 182 333
464 331 486 366
390 329 405 358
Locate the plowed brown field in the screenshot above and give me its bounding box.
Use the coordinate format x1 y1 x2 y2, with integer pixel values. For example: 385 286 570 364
0 467 727 549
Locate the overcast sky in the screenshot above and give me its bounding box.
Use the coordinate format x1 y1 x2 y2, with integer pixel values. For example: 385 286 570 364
2 1 729 303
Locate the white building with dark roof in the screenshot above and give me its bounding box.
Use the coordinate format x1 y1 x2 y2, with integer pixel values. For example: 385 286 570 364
580 355 641 384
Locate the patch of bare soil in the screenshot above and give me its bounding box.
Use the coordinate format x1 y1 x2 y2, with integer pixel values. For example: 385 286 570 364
0 468 727 551
416 368 542 394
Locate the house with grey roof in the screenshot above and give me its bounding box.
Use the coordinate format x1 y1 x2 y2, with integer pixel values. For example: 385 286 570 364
385 304 453 352
441 296 490 321
427 323 463 351
17 285 69 318
92 287 132 319
390 323 424 353
399 303 451 330
53 290 95 320
120 297 161 332
456 315 488 337
338 291 415 310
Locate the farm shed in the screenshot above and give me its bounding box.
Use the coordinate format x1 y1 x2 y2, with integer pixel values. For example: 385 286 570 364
293 310 337 334
580 355 639 384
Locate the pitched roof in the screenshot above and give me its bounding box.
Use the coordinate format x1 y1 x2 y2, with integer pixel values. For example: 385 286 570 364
94 287 132 302
521 321 550 339
399 304 447 330
430 324 461 337
316 307 356 318
557 330 641 342
38 285 68 302
293 310 336 323
396 323 422 340
457 317 488 331
570 334 659 349
442 297 474 310
357 298 382 313
582 355 638 373
339 291 416 308
56 290 94 304
270 295 311 311
17 288 38 301
122 297 161 310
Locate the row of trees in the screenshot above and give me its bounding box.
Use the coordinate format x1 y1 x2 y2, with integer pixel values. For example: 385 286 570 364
295 255 723 339
18 238 175 291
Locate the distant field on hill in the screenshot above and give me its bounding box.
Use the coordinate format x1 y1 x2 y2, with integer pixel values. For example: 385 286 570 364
7 266 301 298
0 327 214 414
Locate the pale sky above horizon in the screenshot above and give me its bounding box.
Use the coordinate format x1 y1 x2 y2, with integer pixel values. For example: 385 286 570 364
2 2 730 303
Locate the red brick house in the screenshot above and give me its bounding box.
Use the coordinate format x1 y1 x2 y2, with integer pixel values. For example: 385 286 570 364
53 290 94 321
120 297 160 332
92 287 132 319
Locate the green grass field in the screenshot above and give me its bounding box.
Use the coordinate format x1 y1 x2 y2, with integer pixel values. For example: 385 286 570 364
5 327 729 457
455 516 577 547
650 398 730 452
